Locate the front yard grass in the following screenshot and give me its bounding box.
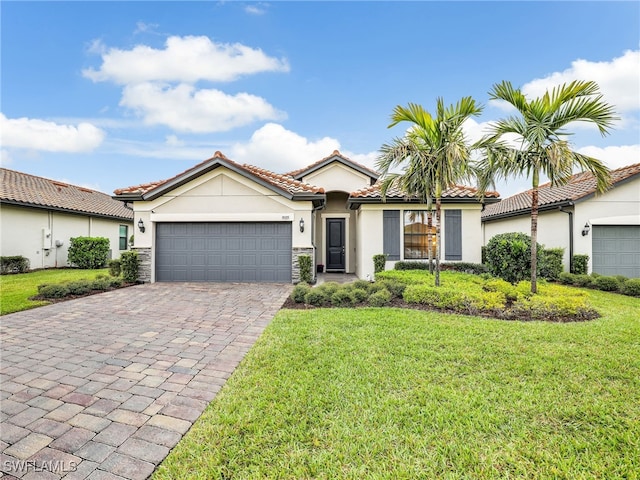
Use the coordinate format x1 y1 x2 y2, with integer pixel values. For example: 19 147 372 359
0 268 108 315
154 289 639 479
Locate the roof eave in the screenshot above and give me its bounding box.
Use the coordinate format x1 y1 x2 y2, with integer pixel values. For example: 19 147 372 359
481 199 575 222
0 199 134 221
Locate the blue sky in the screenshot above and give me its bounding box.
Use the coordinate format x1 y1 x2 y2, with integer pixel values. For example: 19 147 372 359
2 1 639 198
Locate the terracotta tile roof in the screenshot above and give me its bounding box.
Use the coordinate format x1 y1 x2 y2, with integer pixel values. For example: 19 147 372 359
350 182 499 200
482 163 640 220
113 151 324 198
1 168 133 220
286 150 379 179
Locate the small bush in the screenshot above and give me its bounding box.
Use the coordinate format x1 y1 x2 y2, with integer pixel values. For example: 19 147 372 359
108 259 122 277
68 237 110 269
620 278 640 297
331 288 356 307
592 276 620 292
298 254 313 283
572 274 593 288
66 280 92 295
304 289 330 307
485 233 542 284
120 251 139 283
572 254 589 275
38 284 70 299
92 277 112 291
109 277 123 288
1 255 30 274
351 279 374 291
394 261 431 271
440 262 488 275
511 295 596 321
373 254 387 274
558 272 575 285
376 279 406 298
291 283 311 303
483 278 517 301
539 248 564 281
350 288 369 303
368 288 392 307
317 282 340 296
614 275 628 284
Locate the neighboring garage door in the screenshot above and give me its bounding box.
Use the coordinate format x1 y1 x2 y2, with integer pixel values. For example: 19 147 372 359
156 222 292 282
592 225 640 277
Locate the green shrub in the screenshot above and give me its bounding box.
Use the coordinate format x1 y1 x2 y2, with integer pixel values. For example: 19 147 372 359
620 278 640 297
376 279 406 298
373 254 387 274
572 274 593 288
109 277 123 288
350 288 369 303
485 233 542 284
539 248 564 281
291 283 311 303
394 261 431 271
614 275 628 284
572 254 589 275
304 289 330 307
351 279 374 291
440 262 488 275
67 237 110 269
92 277 112 291
593 276 620 292
298 254 313 283
1 255 30 274
66 280 92 295
368 288 392 307
483 278 518 301
317 282 340 296
558 272 575 285
376 270 433 285
120 251 139 283
38 284 70 299
108 259 121 277
512 295 596 321
331 288 356 307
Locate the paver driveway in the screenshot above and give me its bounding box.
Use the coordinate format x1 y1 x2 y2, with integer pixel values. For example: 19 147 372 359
1 282 291 479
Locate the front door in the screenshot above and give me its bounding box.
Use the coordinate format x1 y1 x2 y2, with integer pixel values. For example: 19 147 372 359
326 218 346 271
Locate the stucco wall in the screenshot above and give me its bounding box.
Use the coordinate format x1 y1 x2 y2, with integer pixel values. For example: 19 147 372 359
302 163 371 193
0 204 132 269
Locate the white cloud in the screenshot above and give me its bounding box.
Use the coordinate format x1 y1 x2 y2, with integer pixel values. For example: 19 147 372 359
134 22 160 35
1 149 13 166
83 35 290 84
245 3 268 15
577 144 640 170
165 134 184 147
230 123 341 172
120 82 285 133
522 50 639 113
0 114 105 152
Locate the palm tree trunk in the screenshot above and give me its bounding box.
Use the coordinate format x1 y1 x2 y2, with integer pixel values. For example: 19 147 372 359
530 171 539 294
427 210 434 274
435 197 442 287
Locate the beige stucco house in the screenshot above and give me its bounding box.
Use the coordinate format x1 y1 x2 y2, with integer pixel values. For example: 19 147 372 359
114 151 499 283
0 168 134 270
482 163 640 277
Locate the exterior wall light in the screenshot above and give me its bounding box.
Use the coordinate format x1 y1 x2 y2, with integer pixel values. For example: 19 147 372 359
138 219 146 233
299 218 305 233
581 222 590 236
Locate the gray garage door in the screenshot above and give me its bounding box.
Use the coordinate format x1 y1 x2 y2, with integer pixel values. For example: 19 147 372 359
156 222 292 282
592 225 640 278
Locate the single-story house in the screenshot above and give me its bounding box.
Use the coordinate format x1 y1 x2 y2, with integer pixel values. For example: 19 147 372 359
0 168 134 270
481 163 640 277
113 150 499 283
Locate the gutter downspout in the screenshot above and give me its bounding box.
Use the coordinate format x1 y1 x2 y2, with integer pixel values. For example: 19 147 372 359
559 203 574 273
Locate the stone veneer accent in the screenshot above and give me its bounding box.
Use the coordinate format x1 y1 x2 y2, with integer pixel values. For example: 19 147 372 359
292 247 315 284
134 247 152 283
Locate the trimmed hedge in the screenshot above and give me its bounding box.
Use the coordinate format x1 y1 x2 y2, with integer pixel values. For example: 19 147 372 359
539 248 564 281
120 251 139 283
298 254 313 283
68 237 110 269
621 279 640 297
572 254 589 275
1 256 30 274
485 232 542 284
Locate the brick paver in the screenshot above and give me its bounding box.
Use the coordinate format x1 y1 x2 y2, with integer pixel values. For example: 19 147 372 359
1 283 291 479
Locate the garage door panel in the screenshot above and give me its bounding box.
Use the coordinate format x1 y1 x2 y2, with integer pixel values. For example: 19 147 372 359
592 225 640 277
156 222 292 282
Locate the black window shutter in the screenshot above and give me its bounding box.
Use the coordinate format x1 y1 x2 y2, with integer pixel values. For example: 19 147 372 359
383 210 400 260
445 210 462 261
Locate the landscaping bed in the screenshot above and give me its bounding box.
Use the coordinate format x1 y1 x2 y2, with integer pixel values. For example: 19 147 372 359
285 270 602 322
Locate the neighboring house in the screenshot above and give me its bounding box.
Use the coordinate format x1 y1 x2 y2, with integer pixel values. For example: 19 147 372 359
113 150 499 283
481 163 640 277
0 168 134 270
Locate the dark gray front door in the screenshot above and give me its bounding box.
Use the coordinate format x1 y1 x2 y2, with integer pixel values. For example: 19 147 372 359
592 225 640 277
156 222 292 282
326 218 345 271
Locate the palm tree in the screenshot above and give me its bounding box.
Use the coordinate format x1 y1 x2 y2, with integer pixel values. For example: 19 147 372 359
477 80 617 293
376 98 482 286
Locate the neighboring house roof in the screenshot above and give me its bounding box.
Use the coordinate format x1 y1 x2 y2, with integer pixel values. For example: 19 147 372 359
0 168 133 221
113 151 325 202
482 163 640 221
347 182 499 209
287 150 379 182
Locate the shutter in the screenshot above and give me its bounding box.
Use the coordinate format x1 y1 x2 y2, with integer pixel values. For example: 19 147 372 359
383 210 400 260
445 210 462 261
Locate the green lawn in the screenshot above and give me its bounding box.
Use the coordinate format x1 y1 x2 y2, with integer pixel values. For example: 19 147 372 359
154 289 640 479
0 268 109 315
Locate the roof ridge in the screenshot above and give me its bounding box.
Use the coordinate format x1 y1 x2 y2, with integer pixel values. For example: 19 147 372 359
286 150 379 178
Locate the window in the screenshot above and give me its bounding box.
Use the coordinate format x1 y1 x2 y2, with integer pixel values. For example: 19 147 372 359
119 225 128 250
403 211 436 259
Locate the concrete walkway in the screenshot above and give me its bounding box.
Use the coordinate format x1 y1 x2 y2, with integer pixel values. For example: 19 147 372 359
1 282 291 479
